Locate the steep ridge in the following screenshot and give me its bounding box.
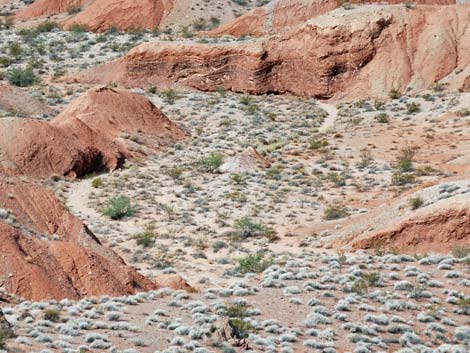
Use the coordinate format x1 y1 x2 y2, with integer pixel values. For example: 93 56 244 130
0 87 184 178
0 175 157 301
71 5 470 99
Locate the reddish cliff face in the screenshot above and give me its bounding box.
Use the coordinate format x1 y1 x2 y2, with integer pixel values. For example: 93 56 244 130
350 209 470 254
0 87 183 179
16 0 174 32
71 5 470 99
208 0 457 37
0 176 158 301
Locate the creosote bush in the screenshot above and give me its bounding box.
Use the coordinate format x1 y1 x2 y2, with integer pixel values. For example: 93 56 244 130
452 245 470 259
237 253 272 274
323 205 349 220
231 216 278 241
135 229 156 248
410 196 424 210
7 67 38 87
44 309 60 322
91 177 103 188
198 152 224 173
103 195 135 219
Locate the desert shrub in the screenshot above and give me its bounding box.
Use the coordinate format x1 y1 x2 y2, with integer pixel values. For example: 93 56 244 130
135 229 156 248
69 23 88 33
389 88 402 100
67 6 81 14
165 166 184 180
91 177 103 188
375 113 390 123
456 297 470 310
198 152 224 173
391 172 415 186
237 253 272 274
323 205 349 220
227 319 254 346
35 21 58 33
395 147 415 172
406 102 421 114
223 303 249 318
452 245 470 259
231 216 277 241
44 309 60 322
0 328 5 349
103 196 135 219
7 67 38 87
212 240 227 251
309 137 329 150
409 196 423 210
162 89 179 104
456 108 470 117
362 272 381 286
8 42 22 58
351 279 368 295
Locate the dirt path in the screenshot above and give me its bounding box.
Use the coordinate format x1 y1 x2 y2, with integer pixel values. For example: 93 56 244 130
67 178 142 236
317 101 337 132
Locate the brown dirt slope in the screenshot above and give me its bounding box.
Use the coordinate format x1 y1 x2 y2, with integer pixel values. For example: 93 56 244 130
0 84 55 119
71 5 470 99
0 87 183 178
208 0 457 37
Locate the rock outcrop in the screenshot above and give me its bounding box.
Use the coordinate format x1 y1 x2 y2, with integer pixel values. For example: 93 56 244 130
350 209 470 254
0 175 158 301
16 0 174 32
72 5 470 99
219 147 271 173
208 0 457 37
0 87 183 178
15 0 90 20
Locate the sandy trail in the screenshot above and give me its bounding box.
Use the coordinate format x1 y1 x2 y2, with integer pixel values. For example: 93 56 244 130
67 177 142 236
317 101 337 132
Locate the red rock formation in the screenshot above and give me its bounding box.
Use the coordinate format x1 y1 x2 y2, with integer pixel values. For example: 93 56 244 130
72 5 470 99
350 209 470 254
208 0 457 37
52 87 185 148
61 0 174 32
0 118 106 179
0 176 157 301
15 0 90 20
0 87 183 178
16 0 174 32
0 221 157 301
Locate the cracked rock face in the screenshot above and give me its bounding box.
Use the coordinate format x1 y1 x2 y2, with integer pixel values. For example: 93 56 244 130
72 5 470 99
